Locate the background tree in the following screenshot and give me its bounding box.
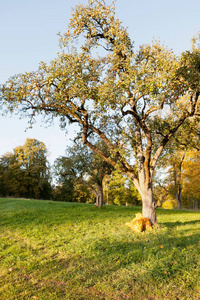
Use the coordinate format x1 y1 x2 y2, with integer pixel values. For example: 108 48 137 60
52 175 93 203
156 140 187 210
14 138 52 199
53 157 76 202
1 1 200 224
182 150 200 209
53 155 93 203
0 152 25 197
154 144 200 210
155 116 200 209
104 170 141 206
157 150 200 210
166 150 186 209
53 142 113 207
0 138 52 199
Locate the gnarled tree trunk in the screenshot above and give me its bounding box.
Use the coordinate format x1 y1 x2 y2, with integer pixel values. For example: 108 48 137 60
140 185 157 225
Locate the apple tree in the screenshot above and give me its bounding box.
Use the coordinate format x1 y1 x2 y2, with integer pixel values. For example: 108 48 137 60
1 0 200 224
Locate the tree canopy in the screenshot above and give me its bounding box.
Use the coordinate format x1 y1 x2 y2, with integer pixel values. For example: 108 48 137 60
0 138 52 199
1 0 200 223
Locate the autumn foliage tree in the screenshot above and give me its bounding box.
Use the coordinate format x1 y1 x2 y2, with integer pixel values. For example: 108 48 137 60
155 116 200 210
158 149 200 210
1 1 200 224
181 150 200 209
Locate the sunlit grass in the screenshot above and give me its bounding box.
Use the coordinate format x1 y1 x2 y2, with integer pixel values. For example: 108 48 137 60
0 198 199 299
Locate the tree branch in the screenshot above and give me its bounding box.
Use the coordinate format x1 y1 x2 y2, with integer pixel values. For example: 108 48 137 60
151 91 200 175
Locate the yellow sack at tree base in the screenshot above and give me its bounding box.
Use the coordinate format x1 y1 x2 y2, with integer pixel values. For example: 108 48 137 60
125 213 152 233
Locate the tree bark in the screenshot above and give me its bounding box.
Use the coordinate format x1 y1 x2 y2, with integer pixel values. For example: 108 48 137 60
174 152 185 210
95 185 103 207
193 199 198 210
176 187 182 210
140 184 157 225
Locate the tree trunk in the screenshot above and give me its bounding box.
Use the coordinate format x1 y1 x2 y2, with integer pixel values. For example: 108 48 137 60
193 199 198 210
176 186 182 210
95 185 103 207
141 185 157 225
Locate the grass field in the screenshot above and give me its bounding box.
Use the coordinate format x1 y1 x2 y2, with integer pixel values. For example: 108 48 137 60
0 198 199 300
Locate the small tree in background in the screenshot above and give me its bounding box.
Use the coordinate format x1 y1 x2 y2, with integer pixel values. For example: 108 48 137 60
53 142 113 206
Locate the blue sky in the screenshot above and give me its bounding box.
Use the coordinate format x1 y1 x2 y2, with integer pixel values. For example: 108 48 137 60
0 0 200 164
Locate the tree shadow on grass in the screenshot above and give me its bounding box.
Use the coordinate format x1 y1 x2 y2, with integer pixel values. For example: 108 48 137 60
157 207 200 215
160 219 200 228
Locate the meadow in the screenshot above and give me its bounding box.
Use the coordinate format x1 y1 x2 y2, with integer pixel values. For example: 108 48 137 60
0 198 199 300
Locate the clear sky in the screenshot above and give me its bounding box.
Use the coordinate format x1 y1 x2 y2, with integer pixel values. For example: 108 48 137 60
0 0 200 164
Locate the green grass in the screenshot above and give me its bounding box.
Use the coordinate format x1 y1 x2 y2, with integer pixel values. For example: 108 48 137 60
0 198 199 300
